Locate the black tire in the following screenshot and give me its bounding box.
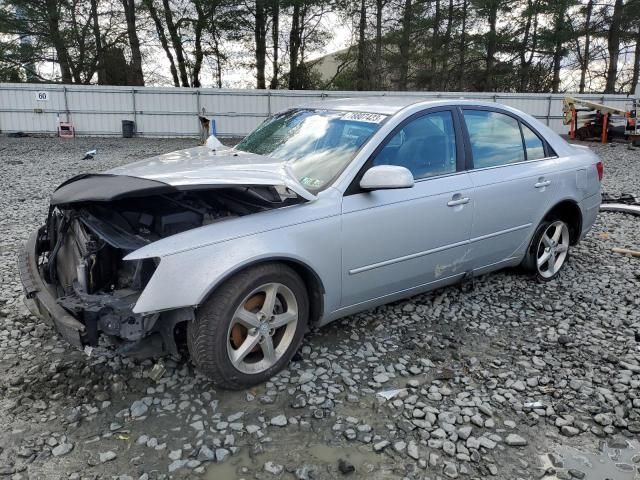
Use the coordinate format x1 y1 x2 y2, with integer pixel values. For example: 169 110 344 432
187 263 308 390
576 127 589 141
521 218 571 282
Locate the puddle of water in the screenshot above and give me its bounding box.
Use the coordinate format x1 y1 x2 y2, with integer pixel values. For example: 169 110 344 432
205 442 384 479
540 439 640 480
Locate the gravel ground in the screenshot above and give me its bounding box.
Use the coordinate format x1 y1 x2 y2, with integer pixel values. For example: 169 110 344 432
0 136 639 480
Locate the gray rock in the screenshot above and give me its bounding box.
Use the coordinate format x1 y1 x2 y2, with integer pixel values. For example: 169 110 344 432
99 451 117 463
52 443 73 457
264 461 284 475
373 440 390 452
561 426 580 437
298 372 314 384
393 440 406 453
130 400 148 418
168 459 187 472
373 373 389 383
443 462 459 478
457 426 472 440
443 441 456 456
407 441 420 460
197 446 215 462
190 420 204 431
505 434 528 446
215 448 231 462
270 414 288 427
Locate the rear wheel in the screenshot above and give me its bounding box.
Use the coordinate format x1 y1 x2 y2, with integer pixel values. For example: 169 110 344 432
522 219 571 282
187 263 308 390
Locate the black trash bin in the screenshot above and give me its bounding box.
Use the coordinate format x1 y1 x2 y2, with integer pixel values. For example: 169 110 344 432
122 120 135 138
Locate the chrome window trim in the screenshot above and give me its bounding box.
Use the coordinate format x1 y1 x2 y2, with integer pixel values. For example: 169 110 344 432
468 155 559 173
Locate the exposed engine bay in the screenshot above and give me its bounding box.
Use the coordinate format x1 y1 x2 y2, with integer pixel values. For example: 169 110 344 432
33 182 303 356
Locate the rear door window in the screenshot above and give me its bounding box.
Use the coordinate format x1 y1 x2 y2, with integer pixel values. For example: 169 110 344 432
463 110 525 168
521 123 546 160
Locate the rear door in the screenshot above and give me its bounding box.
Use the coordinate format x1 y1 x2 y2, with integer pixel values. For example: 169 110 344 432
340 108 474 307
461 108 558 271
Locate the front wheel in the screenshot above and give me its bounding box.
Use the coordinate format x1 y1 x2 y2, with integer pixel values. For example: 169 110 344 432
522 219 571 282
187 263 308 390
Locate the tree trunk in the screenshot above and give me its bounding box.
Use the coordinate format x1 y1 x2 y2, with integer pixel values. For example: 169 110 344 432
288 3 301 89
631 26 640 94
192 0 205 88
212 30 223 88
68 3 84 83
458 0 467 90
527 9 540 91
375 0 383 89
90 0 106 84
551 0 568 93
579 0 593 93
255 0 267 89
429 0 441 90
270 0 279 89
356 0 367 91
299 5 308 66
162 0 190 87
605 0 624 94
121 0 145 85
518 0 533 91
143 0 180 87
398 0 412 91
485 0 498 91
45 0 73 83
440 0 453 90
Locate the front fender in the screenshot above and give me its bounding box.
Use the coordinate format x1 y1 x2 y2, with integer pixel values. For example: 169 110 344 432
130 212 342 318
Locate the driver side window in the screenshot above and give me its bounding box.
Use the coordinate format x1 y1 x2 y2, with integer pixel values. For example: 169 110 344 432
372 111 457 180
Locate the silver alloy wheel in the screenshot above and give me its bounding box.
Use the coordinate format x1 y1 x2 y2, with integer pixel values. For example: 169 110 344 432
226 282 299 374
536 220 570 279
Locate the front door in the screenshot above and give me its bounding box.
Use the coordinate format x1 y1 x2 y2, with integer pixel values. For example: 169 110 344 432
340 109 474 308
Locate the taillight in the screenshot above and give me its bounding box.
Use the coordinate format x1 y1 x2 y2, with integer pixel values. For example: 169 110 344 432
596 161 603 181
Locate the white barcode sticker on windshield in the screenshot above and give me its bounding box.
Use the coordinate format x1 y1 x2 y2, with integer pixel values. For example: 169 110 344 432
340 112 386 123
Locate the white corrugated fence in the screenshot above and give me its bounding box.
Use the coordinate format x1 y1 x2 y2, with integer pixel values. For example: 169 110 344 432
0 83 634 137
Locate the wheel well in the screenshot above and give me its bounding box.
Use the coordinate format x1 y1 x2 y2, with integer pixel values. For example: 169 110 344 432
279 259 325 327
543 200 582 245
200 258 325 327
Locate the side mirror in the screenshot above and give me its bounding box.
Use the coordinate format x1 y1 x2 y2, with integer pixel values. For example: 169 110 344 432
359 165 414 191
206 135 224 151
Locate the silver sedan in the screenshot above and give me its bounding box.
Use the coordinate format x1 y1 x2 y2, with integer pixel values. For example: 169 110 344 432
20 98 602 389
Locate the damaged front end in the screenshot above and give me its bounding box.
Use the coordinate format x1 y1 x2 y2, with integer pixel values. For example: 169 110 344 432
19 173 306 357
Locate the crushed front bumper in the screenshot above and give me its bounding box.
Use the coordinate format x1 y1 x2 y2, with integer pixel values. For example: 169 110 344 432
18 229 85 348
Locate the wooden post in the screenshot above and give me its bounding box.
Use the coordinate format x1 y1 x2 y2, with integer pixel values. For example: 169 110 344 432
601 112 608 144
570 107 576 139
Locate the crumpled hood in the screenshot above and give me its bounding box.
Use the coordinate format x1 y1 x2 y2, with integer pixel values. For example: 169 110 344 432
106 146 315 200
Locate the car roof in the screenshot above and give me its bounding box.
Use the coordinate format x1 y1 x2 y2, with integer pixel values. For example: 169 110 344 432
297 97 511 116
300 96 427 115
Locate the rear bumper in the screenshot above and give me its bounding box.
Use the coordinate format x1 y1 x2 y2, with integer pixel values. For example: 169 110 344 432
18 229 85 348
579 192 601 240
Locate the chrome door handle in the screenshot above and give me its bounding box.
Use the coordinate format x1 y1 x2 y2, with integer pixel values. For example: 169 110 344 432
535 180 551 188
447 197 470 207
